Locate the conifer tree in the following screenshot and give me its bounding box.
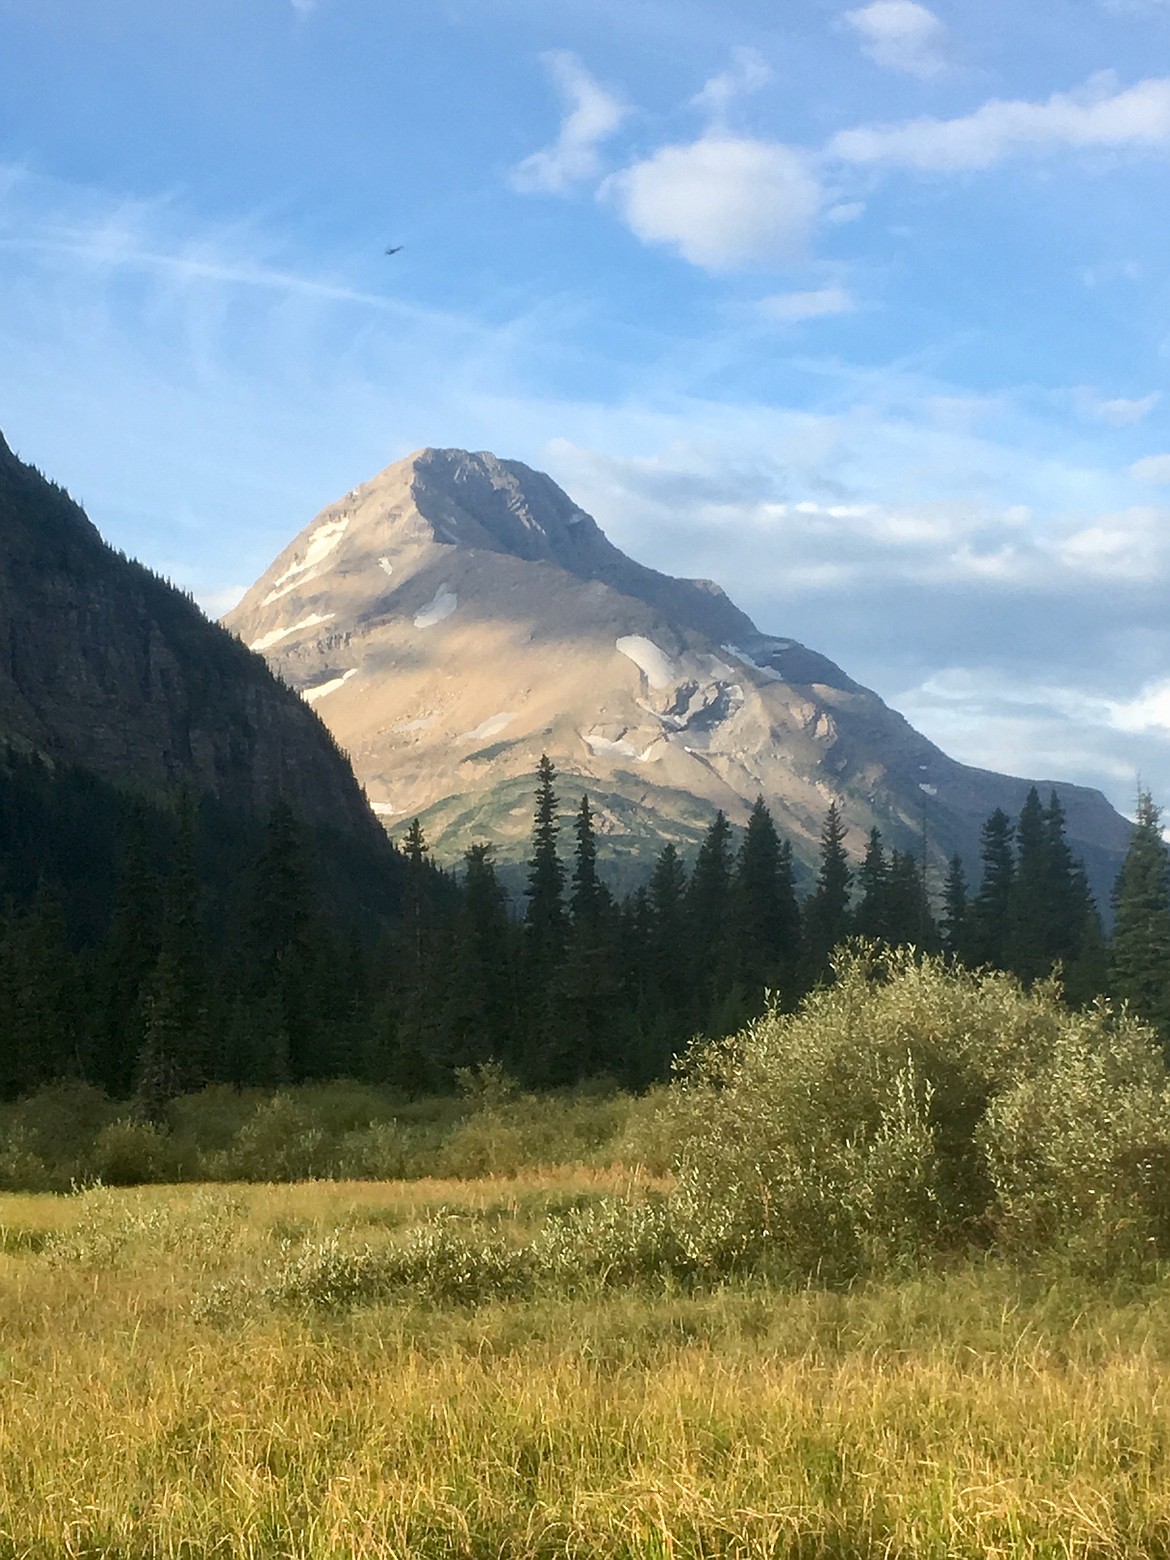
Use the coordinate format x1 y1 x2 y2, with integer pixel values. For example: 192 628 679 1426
383 817 450 1089
802 800 853 982
569 794 610 928
853 828 889 941
438 844 517 1075
940 854 969 960
1006 787 1051 982
617 883 660 1081
686 811 735 1024
1111 790 1170 1038
400 817 431 987
967 808 1014 968
557 794 624 1078
1006 787 1101 988
883 849 938 951
1043 791 1101 977
134 797 208 1119
521 756 568 1080
731 796 801 1003
524 756 567 965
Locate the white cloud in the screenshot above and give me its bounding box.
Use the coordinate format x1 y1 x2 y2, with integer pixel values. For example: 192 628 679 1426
510 52 628 195
290 0 317 13
1078 389 1161 425
602 135 822 270
760 285 855 321
692 47 772 121
844 1 947 80
826 200 866 224
1057 506 1169 579
829 73 1170 170
1132 454 1170 483
1110 678 1170 734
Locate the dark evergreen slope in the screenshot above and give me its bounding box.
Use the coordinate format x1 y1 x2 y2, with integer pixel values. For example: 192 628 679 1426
0 429 383 845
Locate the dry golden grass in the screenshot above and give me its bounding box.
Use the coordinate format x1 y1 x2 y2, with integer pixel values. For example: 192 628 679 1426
4 1177 1170 1558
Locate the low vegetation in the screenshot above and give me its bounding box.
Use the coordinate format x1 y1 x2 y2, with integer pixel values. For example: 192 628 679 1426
6 953 1170 1555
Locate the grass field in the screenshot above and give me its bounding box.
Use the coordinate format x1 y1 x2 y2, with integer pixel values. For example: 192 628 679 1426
5 1172 1170 1559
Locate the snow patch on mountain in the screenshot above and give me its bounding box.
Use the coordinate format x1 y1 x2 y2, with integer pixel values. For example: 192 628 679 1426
584 730 639 759
616 635 675 690
414 586 457 628
723 644 784 682
460 712 516 742
249 613 334 653
302 668 357 704
263 517 349 605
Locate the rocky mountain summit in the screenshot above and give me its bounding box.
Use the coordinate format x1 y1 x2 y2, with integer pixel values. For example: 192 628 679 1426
226 446 1130 893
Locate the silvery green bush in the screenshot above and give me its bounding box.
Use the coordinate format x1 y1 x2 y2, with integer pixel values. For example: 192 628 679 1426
670 945 1170 1281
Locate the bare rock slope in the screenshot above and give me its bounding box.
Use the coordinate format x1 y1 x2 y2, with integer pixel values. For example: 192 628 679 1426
226 447 1130 892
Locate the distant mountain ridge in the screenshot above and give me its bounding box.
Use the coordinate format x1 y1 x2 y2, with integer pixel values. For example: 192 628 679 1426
0 428 384 851
225 446 1132 899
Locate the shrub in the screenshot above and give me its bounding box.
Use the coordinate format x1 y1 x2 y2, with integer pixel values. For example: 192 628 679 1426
266 1213 535 1309
7 1079 116 1177
534 1193 694 1289
979 1000 1170 1273
88 1118 179 1186
0 1124 51 1192
436 1085 628 1179
205 1092 326 1182
669 945 1170 1283
46 1186 247 1268
607 1084 686 1175
334 1120 433 1180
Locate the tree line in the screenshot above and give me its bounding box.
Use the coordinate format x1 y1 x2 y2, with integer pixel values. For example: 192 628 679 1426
2 748 1169 1109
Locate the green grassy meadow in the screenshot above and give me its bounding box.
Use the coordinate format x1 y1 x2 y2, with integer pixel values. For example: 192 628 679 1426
5 1171 1170 1559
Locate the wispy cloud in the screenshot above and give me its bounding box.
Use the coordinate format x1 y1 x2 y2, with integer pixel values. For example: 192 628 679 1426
510 52 628 195
1076 388 1161 425
602 136 822 270
1131 453 1170 483
844 1 948 80
4 230 395 309
829 73 1170 169
691 46 772 122
760 285 856 322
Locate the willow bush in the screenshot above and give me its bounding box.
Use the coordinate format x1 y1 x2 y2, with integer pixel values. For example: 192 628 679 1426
670 945 1170 1282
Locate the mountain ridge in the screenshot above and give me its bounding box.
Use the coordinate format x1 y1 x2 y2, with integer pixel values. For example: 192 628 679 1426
0 427 386 855
225 445 1131 900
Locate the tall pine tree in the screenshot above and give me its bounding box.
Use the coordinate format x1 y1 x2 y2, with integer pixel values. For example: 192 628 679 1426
731 796 801 1004
967 808 1014 969
1111 790 1170 1038
802 800 852 983
521 756 568 1081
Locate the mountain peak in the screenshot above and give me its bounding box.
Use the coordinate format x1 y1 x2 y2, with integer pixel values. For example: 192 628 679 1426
227 445 1130 900
233 445 758 645
403 446 606 566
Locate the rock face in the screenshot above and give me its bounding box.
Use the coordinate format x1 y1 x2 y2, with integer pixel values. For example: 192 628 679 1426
0 430 383 848
225 446 1131 894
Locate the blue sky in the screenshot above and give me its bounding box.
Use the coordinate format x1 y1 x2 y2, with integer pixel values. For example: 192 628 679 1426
3 0 1170 818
